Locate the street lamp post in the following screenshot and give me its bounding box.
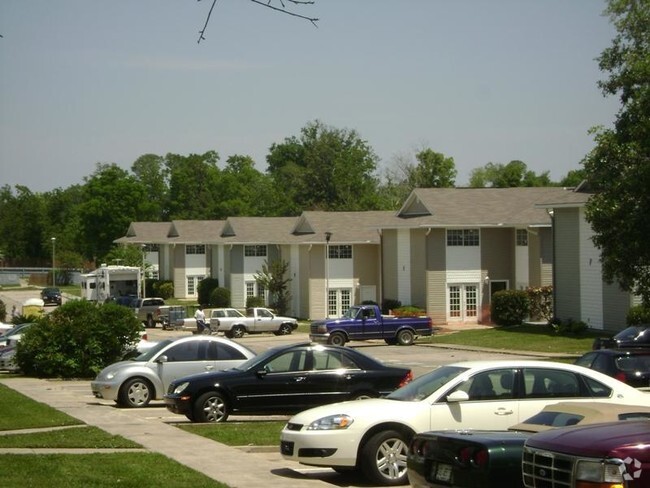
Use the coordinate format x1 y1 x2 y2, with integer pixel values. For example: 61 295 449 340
141 244 147 299
51 237 56 287
325 232 332 318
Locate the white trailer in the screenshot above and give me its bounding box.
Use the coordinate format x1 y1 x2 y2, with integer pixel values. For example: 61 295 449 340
80 265 141 303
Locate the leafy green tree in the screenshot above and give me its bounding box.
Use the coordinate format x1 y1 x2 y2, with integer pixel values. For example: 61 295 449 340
103 244 147 268
165 151 222 219
469 160 551 187
583 0 650 304
0 185 47 264
215 155 275 217
254 259 292 315
76 164 150 263
267 120 381 213
407 148 457 188
131 154 168 221
559 169 587 187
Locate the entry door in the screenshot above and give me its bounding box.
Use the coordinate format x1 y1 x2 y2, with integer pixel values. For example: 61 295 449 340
448 284 479 322
327 288 352 318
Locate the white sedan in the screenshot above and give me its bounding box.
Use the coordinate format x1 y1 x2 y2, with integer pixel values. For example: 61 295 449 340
280 359 650 486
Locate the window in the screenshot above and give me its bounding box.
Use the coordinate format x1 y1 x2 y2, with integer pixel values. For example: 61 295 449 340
244 245 267 257
164 341 200 362
447 229 479 246
329 245 352 259
187 275 205 296
143 244 159 252
451 369 515 401
516 229 528 246
313 350 360 370
523 369 585 398
186 244 205 255
206 342 249 361
246 281 266 303
265 350 307 373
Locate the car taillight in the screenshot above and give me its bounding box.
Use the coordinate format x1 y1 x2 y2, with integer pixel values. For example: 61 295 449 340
409 438 433 457
614 371 627 383
398 370 414 388
458 447 473 466
457 447 489 468
473 449 489 468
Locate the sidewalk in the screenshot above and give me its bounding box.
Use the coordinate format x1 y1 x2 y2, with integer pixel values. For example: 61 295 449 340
0 377 331 488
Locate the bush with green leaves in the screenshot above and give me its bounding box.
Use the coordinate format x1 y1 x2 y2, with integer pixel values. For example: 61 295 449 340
392 306 425 317
197 278 219 306
491 290 530 326
153 280 174 299
210 287 231 308
381 298 402 314
16 300 142 379
246 296 265 308
549 317 588 336
526 285 553 322
627 305 650 325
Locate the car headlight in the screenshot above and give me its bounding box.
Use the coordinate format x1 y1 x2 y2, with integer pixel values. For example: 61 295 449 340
172 382 189 395
575 460 623 483
307 414 354 431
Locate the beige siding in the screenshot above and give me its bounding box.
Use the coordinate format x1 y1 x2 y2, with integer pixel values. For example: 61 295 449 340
173 245 186 298
481 228 514 285
308 245 326 320
425 229 446 324
410 229 427 308
381 230 398 303
554 208 581 322
528 232 541 287
354 244 379 302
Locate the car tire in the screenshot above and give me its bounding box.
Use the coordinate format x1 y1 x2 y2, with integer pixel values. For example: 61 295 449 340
384 338 398 345
230 325 246 339
360 429 409 486
118 378 153 408
328 332 347 346
193 391 230 423
274 323 293 336
396 329 414 346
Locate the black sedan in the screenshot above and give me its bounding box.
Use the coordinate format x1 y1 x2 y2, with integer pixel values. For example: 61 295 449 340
40 287 62 306
164 342 413 422
575 348 650 388
592 325 650 349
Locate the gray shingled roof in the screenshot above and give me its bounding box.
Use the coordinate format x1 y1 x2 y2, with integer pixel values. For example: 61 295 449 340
168 220 226 244
393 187 587 228
114 222 172 244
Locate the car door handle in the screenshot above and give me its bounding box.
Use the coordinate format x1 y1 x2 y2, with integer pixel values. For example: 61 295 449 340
205 365 214 371
293 376 307 382
495 408 514 416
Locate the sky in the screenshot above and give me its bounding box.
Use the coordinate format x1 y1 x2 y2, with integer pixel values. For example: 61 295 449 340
0 0 620 193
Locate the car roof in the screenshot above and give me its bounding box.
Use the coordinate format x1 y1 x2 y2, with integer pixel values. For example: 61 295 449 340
591 348 650 356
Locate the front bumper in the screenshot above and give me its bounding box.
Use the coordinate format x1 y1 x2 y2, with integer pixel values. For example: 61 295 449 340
309 333 330 344
163 394 192 415
280 424 359 467
90 380 120 401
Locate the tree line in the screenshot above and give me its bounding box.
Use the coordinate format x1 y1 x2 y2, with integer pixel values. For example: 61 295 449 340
0 119 580 271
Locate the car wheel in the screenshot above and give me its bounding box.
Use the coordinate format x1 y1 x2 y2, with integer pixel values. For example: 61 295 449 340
350 391 377 401
193 391 230 423
384 338 398 345
118 378 153 408
328 332 347 346
146 315 155 329
360 429 409 486
231 325 246 339
396 329 414 346
274 323 293 336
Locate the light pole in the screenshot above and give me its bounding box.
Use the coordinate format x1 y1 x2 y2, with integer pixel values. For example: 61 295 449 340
141 244 147 298
325 232 332 318
51 237 56 287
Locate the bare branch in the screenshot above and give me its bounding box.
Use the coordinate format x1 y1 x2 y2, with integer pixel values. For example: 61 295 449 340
197 0 318 44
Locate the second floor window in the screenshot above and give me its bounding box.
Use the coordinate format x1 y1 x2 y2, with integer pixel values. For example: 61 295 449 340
329 245 352 259
244 245 267 257
186 244 206 255
447 229 479 247
516 229 528 246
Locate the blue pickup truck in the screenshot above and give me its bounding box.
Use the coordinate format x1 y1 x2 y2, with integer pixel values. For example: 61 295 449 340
309 304 433 346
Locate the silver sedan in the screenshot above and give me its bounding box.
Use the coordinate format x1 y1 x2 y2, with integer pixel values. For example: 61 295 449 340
91 335 256 408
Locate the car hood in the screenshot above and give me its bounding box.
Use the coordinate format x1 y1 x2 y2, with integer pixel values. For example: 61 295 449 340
287 398 428 428
171 367 247 386
95 360 147 379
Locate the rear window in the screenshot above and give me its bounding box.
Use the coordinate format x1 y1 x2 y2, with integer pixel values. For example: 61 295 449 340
615 355 650 372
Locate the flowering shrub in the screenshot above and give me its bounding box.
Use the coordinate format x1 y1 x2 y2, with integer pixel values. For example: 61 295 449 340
392 306 425 317
526 285 553 322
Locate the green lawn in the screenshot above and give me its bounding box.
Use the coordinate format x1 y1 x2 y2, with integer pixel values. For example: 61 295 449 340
0 384 82 430
178 421 285 446
0 425 140 448
423 324 600 355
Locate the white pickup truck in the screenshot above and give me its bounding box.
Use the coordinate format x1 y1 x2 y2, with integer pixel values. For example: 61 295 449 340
175 307 298 338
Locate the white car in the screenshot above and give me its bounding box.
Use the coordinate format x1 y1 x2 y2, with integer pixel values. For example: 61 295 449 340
91 335 256 408
280 359 650 486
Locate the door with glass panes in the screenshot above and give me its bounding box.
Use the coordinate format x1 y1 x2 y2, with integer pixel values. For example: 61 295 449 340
328 289 352 318
448 284 478 322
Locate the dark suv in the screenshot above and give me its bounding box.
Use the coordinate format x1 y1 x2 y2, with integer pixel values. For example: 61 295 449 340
40 287 62 306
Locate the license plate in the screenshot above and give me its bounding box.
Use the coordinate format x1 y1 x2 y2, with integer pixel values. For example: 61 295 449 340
434 463 452 482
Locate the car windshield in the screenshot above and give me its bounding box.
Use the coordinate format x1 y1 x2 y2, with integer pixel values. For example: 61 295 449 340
386 365 468 401
341 307 362 319
232 346 288 371
616 355 650 372
614 326 648 340
132 339 173 361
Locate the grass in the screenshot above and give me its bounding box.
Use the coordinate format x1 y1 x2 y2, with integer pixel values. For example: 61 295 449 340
178 421 285 446
0 384 83 430
1 453 228 487
0 425 140 448
423 324 600 355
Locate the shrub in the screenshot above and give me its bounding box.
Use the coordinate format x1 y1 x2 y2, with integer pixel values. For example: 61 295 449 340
197 278 219 306
549 317 588 336
526 285 553 322
627 305 650 325
392 306 424 317
246 296 265 308
491 290 530 326
381 298 402 315
16 300 142 379
155 281 174 300
210 287 231 308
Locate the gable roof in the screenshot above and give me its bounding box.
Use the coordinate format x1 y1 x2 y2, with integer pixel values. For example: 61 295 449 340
219 217 299 244
395 187 583 228
114 222 172 244
167 220 225 244
295 211 397 244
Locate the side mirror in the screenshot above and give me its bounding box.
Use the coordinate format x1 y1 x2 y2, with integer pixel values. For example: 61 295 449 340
156 355 168 364
446 390 470 403
256 369 268 378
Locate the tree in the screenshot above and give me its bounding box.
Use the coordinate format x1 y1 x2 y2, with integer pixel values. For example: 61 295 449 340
266 120 381 213
0 185 47 264
407 149 457 188
165 151 222 219
469 160 551 187
583 0 650 303
215 155 275 217
131 154 168 221
254 259 292 314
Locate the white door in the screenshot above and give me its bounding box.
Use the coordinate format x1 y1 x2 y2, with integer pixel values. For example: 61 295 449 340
327 288 352 318
448 284 479 322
